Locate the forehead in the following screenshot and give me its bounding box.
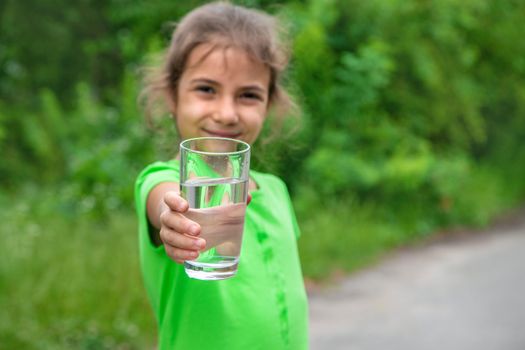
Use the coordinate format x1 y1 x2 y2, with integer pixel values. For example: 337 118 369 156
183 43 270 84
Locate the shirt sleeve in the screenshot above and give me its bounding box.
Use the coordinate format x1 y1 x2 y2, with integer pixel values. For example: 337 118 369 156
272 175 302 240
284 186 301 239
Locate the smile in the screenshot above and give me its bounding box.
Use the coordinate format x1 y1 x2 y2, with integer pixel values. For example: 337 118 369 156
202 129 242 138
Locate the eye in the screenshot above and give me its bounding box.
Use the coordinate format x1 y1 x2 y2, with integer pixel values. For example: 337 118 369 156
240 91 264 102
195 85 215 94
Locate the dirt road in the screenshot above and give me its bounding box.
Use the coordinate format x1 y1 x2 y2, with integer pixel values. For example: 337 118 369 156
308 215 525 350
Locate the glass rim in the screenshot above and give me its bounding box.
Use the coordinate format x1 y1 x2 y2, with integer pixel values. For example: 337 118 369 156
179 137 250 156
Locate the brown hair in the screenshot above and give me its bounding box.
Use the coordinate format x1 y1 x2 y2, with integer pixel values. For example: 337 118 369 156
140 1 299 144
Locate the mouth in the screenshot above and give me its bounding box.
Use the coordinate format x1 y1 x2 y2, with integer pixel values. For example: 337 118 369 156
202 129 242 139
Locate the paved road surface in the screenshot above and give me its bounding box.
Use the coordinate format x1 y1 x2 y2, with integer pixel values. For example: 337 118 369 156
308 216 525 350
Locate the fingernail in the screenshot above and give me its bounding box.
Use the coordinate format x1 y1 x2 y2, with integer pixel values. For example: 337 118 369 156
189 224 200 235
194 239 205 249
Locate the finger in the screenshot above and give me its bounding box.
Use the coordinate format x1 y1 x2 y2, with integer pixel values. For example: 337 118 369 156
160 227 206 251
247 193 252 205
164 191 188 212
160 211 201 236
164 245 199 263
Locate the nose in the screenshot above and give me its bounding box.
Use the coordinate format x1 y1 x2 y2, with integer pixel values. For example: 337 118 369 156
212 97 239 125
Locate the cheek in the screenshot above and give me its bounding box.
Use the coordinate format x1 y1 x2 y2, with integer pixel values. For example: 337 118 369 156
176 100 207 124
175 102 208 140
245 109 267 137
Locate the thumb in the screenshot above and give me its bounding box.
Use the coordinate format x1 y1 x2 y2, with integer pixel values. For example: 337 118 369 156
164 191 188 212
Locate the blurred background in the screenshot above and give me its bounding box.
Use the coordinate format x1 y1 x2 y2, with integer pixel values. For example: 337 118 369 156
1 0 525 348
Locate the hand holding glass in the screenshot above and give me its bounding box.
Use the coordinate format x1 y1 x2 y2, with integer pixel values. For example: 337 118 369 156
180 137 250 280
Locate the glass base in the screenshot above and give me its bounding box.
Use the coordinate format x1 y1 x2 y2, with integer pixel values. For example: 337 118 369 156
184 256 239 280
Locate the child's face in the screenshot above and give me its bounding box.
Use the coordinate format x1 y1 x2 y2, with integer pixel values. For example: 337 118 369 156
172 43 271 145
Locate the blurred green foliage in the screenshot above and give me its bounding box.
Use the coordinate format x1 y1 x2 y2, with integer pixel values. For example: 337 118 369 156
2 0 525 213
0 0 524 240
0 197 155 348
291 0 525 195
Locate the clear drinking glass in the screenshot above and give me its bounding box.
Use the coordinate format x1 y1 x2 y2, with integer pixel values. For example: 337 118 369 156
179 137 250 280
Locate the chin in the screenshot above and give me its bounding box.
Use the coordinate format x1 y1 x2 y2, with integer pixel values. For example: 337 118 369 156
186 136 247 153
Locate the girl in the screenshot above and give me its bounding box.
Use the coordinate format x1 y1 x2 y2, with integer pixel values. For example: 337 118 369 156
135 2 308 349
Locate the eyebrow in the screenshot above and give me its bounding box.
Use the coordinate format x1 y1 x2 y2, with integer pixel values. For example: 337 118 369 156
190 78 218 86
190 78 267 93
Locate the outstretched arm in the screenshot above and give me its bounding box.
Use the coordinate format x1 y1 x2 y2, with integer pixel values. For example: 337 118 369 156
146 182 205 264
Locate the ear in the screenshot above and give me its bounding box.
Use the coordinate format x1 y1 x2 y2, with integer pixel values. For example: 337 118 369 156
164 88 177 118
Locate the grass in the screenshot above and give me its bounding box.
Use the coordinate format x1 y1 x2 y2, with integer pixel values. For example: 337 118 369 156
0 201 156 349
297 202 403 279
1 162 523 347
296 163 525 282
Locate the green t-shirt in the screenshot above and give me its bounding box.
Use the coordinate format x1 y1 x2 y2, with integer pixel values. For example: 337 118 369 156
134 160 308 349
